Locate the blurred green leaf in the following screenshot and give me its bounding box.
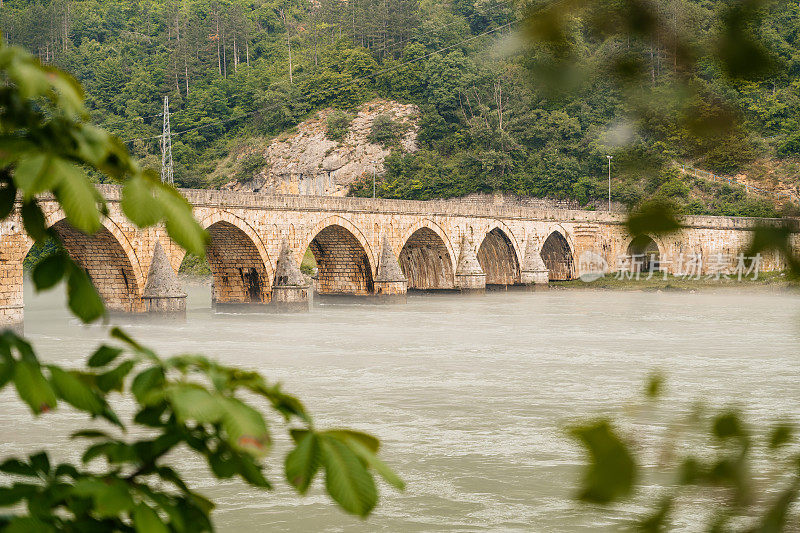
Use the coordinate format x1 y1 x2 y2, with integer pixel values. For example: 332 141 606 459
66 265 105 323
133 503 169 533
131 367 165 405
12 155 59 199
324 430 380 454
334 434 405 491
70 430 111 440
48 366 104 414
716 0 775 80
638 496 673 532
320 434 378 517
626 201 682 238
96 360 135 393
220 397 270 457
0 458 37 477
121 173 162 228
13 360 57 415
0 484 38 507
28 452 50 475
87 345 123 368
20 200 47 241
570 420 636 504
6 55 51 99
3 516 54 533
0 177 17 219
72 478 134 518
0 359 14 389
155 185 207 257
645 372 664 399
712 411 745 440
757 484 798 533
43 66 84 116
768 423 793 450
53 159 102 234
31 252 68 291
168 385 224 424
286 430 321 494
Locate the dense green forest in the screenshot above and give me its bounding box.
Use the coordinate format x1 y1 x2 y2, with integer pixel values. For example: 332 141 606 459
2 0 799 216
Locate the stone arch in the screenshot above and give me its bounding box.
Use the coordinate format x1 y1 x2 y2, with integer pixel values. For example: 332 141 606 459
477 223 521 286
626 234 662 272
398 220 456 290
541 230 575 281
198 211 273 304
23 211 146 312
302 216 375 296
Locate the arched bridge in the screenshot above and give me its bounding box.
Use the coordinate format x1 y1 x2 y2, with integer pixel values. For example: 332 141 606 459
0 185 793 326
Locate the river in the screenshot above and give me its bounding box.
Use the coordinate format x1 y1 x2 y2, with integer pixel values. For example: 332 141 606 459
2 282 799 531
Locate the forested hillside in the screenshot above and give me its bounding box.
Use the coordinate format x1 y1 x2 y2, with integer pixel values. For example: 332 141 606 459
2 0 799 217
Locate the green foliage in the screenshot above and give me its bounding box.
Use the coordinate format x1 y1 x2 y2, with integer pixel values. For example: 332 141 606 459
326 110 353 142
234 153 266 183
0 329 400 528
570 421 636 504
3 0 798 212
0 39 400 529
179 254 212 277
571 377 800 530
626 200 684 238
520 0 800 209
367 113 403 147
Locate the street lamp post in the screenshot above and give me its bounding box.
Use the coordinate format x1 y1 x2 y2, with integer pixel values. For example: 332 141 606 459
372 161 377 199
606 155 613 212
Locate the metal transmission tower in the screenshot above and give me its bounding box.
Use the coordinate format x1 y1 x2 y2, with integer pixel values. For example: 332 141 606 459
160 95 174 185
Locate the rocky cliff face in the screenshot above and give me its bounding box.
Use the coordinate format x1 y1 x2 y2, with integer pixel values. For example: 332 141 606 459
222 100 419 196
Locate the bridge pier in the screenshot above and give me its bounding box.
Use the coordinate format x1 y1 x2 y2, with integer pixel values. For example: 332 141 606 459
373 237 407 302
520 237 550 286
0 247 24 332
455 236 486 293
142 242 186 315
271 241 310 311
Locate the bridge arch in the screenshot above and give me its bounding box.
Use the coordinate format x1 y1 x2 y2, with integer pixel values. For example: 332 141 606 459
198 211 273 304
23 210 146 312
626 234 662 272
302 216 375 295
398 219 456 290
477 222 522 286
541 228 575 281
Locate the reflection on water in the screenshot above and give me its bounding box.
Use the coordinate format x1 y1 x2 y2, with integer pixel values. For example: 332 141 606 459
3 281 800 532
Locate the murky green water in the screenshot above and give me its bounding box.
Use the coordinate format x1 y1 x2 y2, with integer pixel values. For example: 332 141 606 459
2 282 799 531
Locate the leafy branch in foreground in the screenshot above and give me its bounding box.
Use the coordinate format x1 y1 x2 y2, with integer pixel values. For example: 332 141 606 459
0 327 402 530
0 39 401 529
570 375 800 531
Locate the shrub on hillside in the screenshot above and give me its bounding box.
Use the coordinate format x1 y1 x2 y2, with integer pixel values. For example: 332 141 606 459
326 110 353 142
235 152 266 182
368 113 402 147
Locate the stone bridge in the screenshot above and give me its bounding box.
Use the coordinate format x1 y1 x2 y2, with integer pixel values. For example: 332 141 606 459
0 185 794 327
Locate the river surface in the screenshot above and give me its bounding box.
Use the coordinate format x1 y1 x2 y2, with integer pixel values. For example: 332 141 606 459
2 283 800 531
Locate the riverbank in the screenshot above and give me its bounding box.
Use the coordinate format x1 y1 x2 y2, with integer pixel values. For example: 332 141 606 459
550 270 799 291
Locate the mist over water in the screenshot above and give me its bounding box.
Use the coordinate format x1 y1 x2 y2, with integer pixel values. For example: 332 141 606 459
3 282 800 531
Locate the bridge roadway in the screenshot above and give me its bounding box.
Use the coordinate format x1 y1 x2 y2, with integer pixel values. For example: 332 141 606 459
0 185 794 326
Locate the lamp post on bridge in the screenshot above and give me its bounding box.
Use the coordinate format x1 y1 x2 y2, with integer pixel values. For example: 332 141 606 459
606 155 613 212
372 161 377 199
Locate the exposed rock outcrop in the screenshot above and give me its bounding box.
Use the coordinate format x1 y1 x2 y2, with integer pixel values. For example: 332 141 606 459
223 99 419 196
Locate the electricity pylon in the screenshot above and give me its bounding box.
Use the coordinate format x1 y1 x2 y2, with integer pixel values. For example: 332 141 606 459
160 95 174 185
